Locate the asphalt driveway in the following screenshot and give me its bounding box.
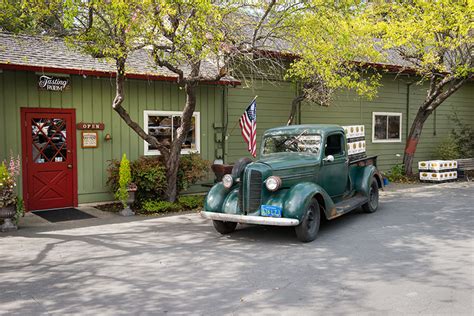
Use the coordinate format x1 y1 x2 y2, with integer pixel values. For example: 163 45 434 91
1 182 473 315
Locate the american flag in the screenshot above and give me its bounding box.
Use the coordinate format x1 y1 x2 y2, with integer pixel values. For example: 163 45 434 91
239 99 257 157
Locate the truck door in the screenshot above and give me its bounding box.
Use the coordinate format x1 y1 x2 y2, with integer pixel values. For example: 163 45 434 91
319 132 349 199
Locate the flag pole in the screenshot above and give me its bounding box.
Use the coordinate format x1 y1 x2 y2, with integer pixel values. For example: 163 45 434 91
225 95 258 139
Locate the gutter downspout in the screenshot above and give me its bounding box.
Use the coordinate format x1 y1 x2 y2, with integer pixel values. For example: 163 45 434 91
406 81 413 140
222 86 229 163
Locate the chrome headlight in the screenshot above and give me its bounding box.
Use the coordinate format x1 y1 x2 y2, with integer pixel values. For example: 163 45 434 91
222 174 234 189
265 176 282 191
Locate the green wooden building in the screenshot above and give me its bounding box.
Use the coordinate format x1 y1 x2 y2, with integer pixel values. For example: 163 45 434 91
1 33 473 211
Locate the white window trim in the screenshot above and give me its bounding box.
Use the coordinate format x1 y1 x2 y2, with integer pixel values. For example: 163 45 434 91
372 112 402 143
143 110 201 156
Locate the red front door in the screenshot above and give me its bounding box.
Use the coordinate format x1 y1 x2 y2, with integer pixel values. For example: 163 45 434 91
21 108 77 211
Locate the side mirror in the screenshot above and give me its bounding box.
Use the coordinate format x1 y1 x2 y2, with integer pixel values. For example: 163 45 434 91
323 155 335 163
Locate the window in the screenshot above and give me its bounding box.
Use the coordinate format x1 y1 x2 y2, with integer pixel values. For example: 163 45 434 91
325 134 344 156
372 112 402 143
144 110 200 155
262 134 321 155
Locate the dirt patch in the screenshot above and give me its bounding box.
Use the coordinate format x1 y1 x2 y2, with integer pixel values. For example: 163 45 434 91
94 202 123 213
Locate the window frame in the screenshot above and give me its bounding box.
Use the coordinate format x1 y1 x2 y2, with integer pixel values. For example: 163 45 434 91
372 112 402 143
324 132 345 157
143 110 201 156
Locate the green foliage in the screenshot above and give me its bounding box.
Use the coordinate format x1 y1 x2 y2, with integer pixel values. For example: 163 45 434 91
142 194 204 214
142 200 181 214
14 197 25 225
385 164 409 183
107 153 209 206
369 0 473 80
436 137 461 160
115 153 131 208
286 1 382 105
449 114 474 158
178 195 205 210
0 156 20 208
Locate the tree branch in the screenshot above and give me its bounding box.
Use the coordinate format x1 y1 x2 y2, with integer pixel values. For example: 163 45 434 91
112 57 170 159
252 0 276 48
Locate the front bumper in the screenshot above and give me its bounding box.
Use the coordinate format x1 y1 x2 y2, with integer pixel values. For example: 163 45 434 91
201 211 300 226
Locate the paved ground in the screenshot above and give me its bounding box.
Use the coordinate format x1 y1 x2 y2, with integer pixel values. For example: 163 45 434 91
1 182 473 315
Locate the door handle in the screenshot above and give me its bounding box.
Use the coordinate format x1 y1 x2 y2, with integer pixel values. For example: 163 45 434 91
67 164 73 169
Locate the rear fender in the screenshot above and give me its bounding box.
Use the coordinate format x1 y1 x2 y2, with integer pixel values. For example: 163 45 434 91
283 182 335 221
353 165 383 196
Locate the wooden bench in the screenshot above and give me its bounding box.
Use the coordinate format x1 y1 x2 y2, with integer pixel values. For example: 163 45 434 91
457 158 474 181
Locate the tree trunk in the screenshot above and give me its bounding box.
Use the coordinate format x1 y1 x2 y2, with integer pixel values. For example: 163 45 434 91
402 76 468 175
403 108 431 175
287 92 305 125
164 82 198 202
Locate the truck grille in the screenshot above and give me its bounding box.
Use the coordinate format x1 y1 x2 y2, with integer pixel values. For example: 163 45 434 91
248 170 262 211
238 169 262 214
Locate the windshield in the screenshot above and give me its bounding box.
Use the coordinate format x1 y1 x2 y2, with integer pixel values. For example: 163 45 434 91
262 133 321 155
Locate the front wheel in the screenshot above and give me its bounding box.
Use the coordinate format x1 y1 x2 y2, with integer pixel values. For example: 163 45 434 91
362 179 379 213
295 199 321 242
213 220 237 234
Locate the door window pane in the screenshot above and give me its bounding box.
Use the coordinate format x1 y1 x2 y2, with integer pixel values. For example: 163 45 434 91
31 118 67 163
325 134 343 156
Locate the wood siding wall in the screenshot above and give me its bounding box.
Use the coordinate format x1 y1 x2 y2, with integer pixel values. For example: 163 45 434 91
300 75 474 171
0 70 223 203
1 70 472 205
225 79 297 163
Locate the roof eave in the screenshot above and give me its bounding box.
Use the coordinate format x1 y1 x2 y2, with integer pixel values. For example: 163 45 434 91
0 63 241 86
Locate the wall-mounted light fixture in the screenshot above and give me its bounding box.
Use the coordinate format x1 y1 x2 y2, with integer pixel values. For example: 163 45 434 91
104 133 112 141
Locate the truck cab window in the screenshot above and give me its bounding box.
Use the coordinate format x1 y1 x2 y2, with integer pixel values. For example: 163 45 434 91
325 134 343 156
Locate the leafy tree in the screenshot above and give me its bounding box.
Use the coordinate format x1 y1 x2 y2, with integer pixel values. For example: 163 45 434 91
368 0 473 174
285 0 383 125
14 0 294 202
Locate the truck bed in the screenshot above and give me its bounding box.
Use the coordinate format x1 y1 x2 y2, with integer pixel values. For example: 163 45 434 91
349 155 378 167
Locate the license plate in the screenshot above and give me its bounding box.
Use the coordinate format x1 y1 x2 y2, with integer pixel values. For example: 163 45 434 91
260 205 282 218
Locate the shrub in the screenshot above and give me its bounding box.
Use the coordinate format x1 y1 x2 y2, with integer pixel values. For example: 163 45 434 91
178 195 205 210
107 153 210 206
142 200 181 213
115 153 131 208
14 197 25 225
449 114 474 158
436 137 460 160
385 163 409 183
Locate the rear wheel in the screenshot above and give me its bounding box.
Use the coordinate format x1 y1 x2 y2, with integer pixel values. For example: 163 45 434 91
362 179 379 213
295 199 320 242
213 220 237 234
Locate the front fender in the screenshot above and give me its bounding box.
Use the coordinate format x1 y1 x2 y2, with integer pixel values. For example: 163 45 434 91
204 183 231 213
283 182 335 221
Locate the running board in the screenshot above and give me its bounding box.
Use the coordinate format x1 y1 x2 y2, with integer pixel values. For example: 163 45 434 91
334 194 368 215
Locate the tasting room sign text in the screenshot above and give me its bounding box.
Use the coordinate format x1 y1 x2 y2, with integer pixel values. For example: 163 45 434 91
38 75 70 91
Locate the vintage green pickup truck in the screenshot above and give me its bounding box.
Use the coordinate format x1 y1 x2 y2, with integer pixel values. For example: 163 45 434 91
202 124 383 242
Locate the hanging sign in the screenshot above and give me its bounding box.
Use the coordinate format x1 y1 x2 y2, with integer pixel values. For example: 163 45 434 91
81 131 98 148
38 75 70 91
76 122 105 130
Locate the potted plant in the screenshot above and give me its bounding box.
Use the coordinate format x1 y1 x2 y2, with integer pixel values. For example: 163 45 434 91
116 153 136 216
0 155 21 232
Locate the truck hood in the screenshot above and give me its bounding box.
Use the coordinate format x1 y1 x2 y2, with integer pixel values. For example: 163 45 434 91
259 153 320 171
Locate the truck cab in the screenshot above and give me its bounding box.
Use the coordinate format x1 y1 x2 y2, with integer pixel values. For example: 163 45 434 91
202 124 383 242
